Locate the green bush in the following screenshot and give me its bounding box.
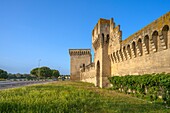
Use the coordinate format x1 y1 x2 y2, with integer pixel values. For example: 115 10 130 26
109 73 170 106
0 69 8 79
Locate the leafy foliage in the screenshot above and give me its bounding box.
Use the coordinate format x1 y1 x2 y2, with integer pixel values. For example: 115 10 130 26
0 69 8 79
109 73 170 106
51 69 60 78
30 68 39 77
39 67 52 78
30 67 60 78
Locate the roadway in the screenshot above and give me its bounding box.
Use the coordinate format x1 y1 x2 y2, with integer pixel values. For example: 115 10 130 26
0 80 52 90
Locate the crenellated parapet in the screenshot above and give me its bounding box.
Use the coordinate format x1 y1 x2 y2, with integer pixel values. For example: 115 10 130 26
109 11 170 64
122 11 170 46
109 25 122 55
92 18 110 41
92 18 115 50
69 49 91 56
80 62 95 72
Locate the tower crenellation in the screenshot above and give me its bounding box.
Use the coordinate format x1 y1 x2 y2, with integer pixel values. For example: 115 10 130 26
69 49 91 56
92 18 115 51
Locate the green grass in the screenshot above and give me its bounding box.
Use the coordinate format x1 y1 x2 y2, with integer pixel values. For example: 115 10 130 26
0 81 169 113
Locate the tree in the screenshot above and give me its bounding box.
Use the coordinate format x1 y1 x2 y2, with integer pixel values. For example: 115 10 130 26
0 69 8 79
39 67 52 78
15 73 23 78
30 66 54 78
30 68 39 77
7 73 17 79
51 69 60 78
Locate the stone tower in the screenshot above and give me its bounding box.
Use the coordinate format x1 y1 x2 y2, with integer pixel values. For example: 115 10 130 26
92 18 115 87
69 49 91 81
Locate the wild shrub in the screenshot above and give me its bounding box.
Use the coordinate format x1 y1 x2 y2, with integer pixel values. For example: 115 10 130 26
109 73 170 106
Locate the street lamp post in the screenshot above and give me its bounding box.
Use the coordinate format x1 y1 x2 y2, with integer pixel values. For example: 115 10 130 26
38 59 41 79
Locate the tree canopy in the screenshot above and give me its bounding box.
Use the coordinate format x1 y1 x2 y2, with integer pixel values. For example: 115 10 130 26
0 69 8 79
30 66 60 78
51 69 60 78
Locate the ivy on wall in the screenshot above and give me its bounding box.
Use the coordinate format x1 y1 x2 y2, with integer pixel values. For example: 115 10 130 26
109 73 170 106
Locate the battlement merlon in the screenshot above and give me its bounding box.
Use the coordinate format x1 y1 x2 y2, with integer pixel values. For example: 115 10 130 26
92 18 115 43
69 49 91 56
121 11 170 45
110 24 122 41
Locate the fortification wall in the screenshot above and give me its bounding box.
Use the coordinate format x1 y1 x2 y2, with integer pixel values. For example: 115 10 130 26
109 11 170 76
81 70 96 84
111 49 170 75
80 63 96 84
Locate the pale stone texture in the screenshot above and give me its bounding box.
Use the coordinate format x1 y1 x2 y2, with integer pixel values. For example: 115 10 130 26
69 49 91 81
69 12 170 88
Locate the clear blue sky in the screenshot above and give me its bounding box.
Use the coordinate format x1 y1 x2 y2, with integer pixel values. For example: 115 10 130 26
0 0 169 74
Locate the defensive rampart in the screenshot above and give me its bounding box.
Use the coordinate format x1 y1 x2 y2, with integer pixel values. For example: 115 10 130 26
80 63 96 84
109 12 170 75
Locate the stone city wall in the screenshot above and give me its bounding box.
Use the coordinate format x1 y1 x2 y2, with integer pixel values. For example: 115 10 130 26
80 63 96 84
109 12 170 76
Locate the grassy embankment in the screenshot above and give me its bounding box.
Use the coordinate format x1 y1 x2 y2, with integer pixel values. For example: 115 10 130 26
0 81 169 113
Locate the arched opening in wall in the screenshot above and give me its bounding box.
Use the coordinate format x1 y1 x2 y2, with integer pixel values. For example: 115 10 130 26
106 34 109 43
116 51 120 62
152 31 158 52
113 52 117 62
144 35 150 54
102 33 105 44
137 38 143 56
127 45 131 58
162 25 169 49
132 41 136 57
123 46 127 60
83 64 85 72
119 49 123 61
96 61 100 87
111 54 114 63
